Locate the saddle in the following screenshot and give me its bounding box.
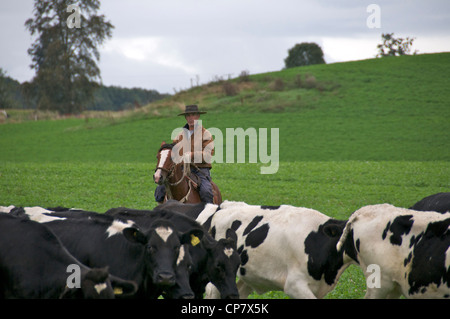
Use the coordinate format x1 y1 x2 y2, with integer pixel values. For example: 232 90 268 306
185 164 222 204
186 172 202 190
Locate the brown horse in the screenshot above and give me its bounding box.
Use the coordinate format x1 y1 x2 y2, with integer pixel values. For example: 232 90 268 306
153 143 222 204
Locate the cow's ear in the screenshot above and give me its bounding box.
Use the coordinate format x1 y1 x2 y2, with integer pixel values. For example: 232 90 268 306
200 234 216 250
181 228 204 246
109 274 138 298
225 228 238 248
122 227 147 245
323 224 343 238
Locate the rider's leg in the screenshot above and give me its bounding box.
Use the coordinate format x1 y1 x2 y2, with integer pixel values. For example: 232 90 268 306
154 184 166 204
196 168 213 203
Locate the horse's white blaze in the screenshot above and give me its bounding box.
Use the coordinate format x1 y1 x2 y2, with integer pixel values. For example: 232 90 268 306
154 149 170 182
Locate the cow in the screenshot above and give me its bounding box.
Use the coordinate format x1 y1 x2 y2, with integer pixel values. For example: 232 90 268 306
105 206 240 299
190 200 355 299
153 200 207 219
8 206 203 299
0 213 137 299
410 192 450 214
335 204 450 298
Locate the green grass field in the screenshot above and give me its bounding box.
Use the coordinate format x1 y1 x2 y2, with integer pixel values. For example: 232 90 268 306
1 53 449 298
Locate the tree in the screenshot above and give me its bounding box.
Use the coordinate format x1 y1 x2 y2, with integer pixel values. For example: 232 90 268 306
25 0 113 114
0 68 19 109
284 42 326 69
376 33 416 57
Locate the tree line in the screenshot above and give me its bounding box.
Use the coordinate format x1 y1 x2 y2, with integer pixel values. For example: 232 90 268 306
0 69 168 111
284 34 415 69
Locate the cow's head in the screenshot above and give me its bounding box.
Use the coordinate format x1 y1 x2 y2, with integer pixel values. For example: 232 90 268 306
162 244 196 299
324 219 359 265
202 229 240 299
60 267 137 299
123 219 203 289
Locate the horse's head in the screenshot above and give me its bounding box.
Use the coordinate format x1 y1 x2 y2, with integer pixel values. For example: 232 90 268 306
154 143 175 185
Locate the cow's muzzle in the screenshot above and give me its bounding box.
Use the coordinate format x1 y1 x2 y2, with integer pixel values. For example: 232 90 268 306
155 272 176 286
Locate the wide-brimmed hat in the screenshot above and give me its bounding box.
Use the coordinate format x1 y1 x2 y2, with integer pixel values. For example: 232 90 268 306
177 104 207 116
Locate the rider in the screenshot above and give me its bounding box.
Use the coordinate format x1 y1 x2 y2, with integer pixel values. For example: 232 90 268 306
154 104 215 204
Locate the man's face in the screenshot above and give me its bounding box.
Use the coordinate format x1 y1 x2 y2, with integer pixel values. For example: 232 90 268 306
185 113 200 127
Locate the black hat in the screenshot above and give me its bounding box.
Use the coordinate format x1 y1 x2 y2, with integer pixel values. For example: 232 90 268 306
177 104 207 116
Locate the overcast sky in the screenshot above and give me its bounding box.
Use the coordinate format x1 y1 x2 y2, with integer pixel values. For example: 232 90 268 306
1 0 449 93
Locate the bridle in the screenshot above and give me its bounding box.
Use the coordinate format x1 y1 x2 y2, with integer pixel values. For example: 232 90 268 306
155 149 202 203
154 163 183 186
155 151 192 187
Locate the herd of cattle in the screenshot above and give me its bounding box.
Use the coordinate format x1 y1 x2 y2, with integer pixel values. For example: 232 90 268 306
0 192 449 299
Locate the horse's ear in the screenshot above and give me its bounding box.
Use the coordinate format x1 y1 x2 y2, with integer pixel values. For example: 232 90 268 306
160 141 166 147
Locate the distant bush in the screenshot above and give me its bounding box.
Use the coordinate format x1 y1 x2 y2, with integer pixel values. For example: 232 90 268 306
239 70 251 82
222 82 240 96
304 74 318 89
269 78 285 91
294 73 318 89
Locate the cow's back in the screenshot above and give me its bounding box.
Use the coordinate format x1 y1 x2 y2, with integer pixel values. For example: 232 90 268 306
410 192 450 214
0 214 77 298
342 204 450 298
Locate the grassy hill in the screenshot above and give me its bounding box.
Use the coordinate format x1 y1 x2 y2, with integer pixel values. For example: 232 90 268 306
0 53 449 299
1 53 449 162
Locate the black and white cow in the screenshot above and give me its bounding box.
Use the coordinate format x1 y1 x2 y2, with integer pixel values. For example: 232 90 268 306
105 206 240 299
7 206 203 299
192 201 354 299
410 192 450 214
0 213 137 299
335 204 450 298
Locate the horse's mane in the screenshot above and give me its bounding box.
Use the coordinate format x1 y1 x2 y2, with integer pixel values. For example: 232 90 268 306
158 143 175 153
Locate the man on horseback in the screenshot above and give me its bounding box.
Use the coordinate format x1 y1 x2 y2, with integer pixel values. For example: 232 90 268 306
154 104 215 204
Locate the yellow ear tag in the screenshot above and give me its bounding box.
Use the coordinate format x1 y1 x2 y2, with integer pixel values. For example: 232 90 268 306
191 234 200 246
114 287 123 295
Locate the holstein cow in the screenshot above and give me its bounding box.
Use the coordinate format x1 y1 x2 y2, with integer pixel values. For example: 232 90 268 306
194 201 354 299
335 204 450 298
410 192 450 214
105 206 240 299
38 206 202 299
8 206 203 299
0 213 137 299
